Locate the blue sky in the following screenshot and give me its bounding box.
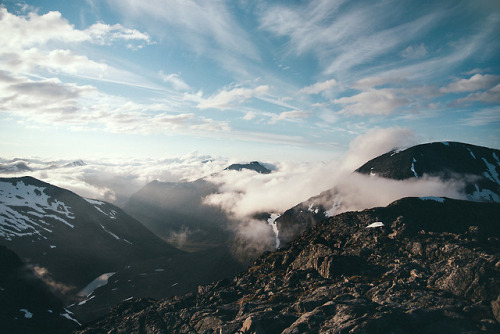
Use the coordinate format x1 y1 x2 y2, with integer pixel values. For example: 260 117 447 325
1 0 499 162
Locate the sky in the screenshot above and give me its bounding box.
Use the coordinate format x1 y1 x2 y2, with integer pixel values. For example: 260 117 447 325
1 0 499 163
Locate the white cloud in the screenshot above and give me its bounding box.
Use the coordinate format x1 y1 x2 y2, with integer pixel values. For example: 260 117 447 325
401 43 427 59
460 107 500 126
300 79 337 94
0 71 229 134
269 110 312 124
202 127 466 223
0 153 229 206
106 0 259 61
260 0 442 76
159 71 190 91
334 88 410 116
0 7 151 84
0 8 150 49
457 83 500 103
341 127 417 171
441 74 500 93
197 85 269 110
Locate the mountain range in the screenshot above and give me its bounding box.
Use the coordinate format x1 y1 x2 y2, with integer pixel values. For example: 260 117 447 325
276 142 500 245
1 142 499 333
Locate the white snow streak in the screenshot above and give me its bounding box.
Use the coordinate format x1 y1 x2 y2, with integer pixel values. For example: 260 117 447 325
366 222 384 228
410 158 418 177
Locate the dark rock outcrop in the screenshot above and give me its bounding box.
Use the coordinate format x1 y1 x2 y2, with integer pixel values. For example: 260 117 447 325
75 197 500 333
225 161 271 174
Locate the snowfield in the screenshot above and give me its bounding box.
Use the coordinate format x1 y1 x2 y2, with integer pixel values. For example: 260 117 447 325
0 180 74 240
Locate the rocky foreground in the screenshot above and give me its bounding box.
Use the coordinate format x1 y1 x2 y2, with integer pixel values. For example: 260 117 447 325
76 197 500 333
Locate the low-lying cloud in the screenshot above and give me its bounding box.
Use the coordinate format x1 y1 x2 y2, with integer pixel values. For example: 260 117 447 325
0 153 229 206
1 127 472 261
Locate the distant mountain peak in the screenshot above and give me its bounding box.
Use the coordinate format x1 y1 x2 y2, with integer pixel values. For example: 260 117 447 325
224 161 271 174
64 160 86 168
0 160 32 173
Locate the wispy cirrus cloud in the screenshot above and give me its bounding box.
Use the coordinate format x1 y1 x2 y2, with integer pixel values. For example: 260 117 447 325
269 110 312 124
334 88 410 116
197 85 270 110
460 107 500 127
105 0 260 76
300 79 338 95
259 0 442 77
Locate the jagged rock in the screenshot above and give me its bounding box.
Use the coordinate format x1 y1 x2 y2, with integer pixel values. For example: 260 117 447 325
75 197 500 333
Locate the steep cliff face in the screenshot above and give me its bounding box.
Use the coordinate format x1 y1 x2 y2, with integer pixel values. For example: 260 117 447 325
75 197 500 333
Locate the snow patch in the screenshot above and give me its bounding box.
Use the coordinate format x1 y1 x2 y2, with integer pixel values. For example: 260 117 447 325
420 196 445 203
470 186 500 202
60 310 81 326
0 180 74 240
78 295 96 306
307 203 319 214
78 272 116 297
467 148 476 159
19 308 33 319
366 222 384 228
411 158 418 177
85 198 117 220
482 157 500 185
83 198 105 206
100 224 120 240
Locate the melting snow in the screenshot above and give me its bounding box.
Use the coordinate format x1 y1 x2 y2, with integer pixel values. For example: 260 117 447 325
467 148 476 159
84 198 117 220
78 295 96 306
100 224 120 240
470 186 500 202
19 309 33 319
307 203 319 214
482 157 500 185
366 222 384 228
267 213 281 249
420 196 445 203
60 310 81 326
0 180 75 240
78 272 116 297
410 158 418 177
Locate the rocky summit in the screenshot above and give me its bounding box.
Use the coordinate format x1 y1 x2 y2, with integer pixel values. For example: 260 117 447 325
75 197 500 333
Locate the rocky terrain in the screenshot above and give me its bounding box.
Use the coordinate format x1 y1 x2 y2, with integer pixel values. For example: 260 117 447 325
75 197 500 333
